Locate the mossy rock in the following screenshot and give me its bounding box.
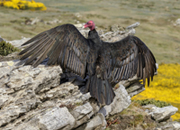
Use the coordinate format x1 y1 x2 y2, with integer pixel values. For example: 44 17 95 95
133 99 171 108
0 41 20 56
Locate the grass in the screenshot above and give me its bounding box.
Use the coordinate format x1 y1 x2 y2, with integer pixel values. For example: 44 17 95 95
133 99 171 108
0 0 180 64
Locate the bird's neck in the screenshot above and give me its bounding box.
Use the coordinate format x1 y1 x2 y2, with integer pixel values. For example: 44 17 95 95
88 29 102 47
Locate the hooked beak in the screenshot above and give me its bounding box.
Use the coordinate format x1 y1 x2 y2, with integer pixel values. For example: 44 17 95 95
83 23 88 29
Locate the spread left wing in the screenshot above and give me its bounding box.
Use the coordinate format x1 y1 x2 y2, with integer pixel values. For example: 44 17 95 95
97 35 157 86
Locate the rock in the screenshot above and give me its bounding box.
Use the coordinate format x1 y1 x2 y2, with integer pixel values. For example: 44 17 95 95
79 29 89 38
0 61 17 78
155 63 159 75
174 18 180 26
38 107 75 130
71 102 93 120
156 121 180 130
0 89 8 108
110 24 121 32
0 36 5 42
44 19 62 25
85 113 107 130
109 85 131 115
24 17 40 25
126 82 145 97
74 13 82 18
119 75 145 97
13 107 76 130
126 22 140 29
0 59 133 130
96 22 139 43
119 75 139 87
127 28 136 35
143 104 156 109
0 61 62 128
0 52 20 62
125 124 144 130
0 38 3 42
71 102 95 128
99 84 131 117
74 23 84 28
23 17 62 25
8 37 31 49
143 105 180 130
149 106 178 122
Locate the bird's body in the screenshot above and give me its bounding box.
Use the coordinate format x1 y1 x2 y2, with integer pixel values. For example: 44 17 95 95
19 21 157 105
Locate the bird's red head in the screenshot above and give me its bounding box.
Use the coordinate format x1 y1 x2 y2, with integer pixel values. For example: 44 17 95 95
83 20 95 31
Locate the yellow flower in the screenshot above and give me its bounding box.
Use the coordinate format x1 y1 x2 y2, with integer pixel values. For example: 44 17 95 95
1 0 46 10
132 63 180 121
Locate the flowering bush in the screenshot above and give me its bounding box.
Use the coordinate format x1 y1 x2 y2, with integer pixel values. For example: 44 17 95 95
0 0 46 10
132 63 180 121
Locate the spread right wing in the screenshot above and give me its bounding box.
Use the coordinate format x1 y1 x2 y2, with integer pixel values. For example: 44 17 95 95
19 24 90 78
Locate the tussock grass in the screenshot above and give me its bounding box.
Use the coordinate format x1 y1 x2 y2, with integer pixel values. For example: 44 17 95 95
0 41 20 56
133 99 171 108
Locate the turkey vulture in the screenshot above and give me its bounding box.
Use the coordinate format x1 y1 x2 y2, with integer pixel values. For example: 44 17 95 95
19 20 156 105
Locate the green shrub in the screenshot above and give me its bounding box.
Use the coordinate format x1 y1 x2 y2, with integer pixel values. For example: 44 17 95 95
133 99 171 108
0 41 20 56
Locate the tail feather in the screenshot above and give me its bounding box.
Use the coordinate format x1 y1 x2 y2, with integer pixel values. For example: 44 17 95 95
62 73 116 105
89 75 115 105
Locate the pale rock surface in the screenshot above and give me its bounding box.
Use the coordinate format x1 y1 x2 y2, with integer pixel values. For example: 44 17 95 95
126 82 145 97
99 85 131 117
71 102 93 120
44 19 62 25
0 36 5 42
71 102 95 128
156 121 180 130
126 22 140 29
119 75 145 97
38 107 75 130
143 105 180 130
74 23 84 28
85 113 107 130
174 18 180 26
0 59 132 130
8 37 30 49
149 106 178 122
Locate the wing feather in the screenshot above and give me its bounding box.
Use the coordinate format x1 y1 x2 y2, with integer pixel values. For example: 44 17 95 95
98 35 156 86
19 24 90 78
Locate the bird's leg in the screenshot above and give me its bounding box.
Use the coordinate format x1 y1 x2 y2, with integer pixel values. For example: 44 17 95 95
79 75 90 94
60 72 88 87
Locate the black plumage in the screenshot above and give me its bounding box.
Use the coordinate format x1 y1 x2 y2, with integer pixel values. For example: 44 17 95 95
19 20 157 105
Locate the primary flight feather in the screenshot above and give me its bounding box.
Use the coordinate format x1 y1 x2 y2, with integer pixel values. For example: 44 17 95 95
19 20 157 105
